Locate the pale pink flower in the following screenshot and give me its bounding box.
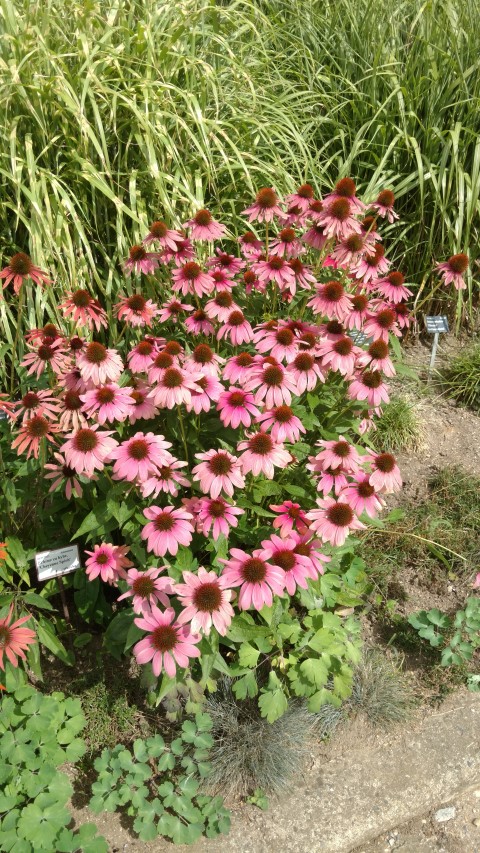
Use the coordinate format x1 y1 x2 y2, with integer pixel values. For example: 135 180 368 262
217 388 260 428
24 323 61 345
238 231 263 259
216 310 254 346
81 383 134 425
366 451 402 494
395 302 411 330
302 223 327 251
209 269 236 292
311 437 361 474
172 261 214 298
357 340 396 377
115 293 159 327
207 249 245 276
270 501 309 537
255 324 299 363
222 352 255 385
109 431 172 482
21 339 70 379
12 415 58 459
157 299 193 324
15 390 60 424
59 289 107 331
242 188 283 223
351 243 390 282
0 393 16 421
141 506 194 556
315 198 362 241
318 336 358 376
85 543 132 584
139 460 190 499
219 548 285 610
255 405 305 443
288 351 324 393
290 531 331 577
196 497 244 540
0 605 36 670
152 366 202 409
306 497 365 546
185 209 226 241
370 189 399 223
269 227 304 259
186 374 224 414
330 232 373 269
322 177 366 215
285 183 316 214
473 572 480 589
253 256 296 289
117 567 175 613
143 220 182 249
344 293 370 330
192 449 245 499
340 474 385 518
124 245 162 275
127 339 160 373
61 425 118 476
0 253 50 295
44 452 83 499
185 343 223 376
348 370 389 407
307 280 353 321
205 291 240 323
58 389 88 432
185 309 215 336
243 267 264 293
59 367 88 394
129 384 159 423
176 567 234 635
259 534 315 596
363 308 401 343
374 271 412 303
288 258 317 290
236 431 292 478
244 359 297 408
147 350 178 384
77 342 123 385
133 605 200 677
436 253 469 291
163 234 195 265
309 463 349 496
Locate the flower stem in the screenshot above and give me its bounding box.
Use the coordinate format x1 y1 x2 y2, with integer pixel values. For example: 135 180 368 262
10 286 26 397
177 405 189 463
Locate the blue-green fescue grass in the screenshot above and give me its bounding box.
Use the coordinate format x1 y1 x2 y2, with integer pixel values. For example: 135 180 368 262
1 0 479 368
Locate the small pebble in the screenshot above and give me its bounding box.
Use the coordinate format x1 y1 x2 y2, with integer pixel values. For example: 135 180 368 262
434 806 456 823
473 817 480 828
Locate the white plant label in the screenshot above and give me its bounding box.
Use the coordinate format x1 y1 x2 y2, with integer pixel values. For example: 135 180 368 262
35 545 80 581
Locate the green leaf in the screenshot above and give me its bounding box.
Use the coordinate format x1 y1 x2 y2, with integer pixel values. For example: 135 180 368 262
258 672 288 723
299 657 329 688
238 642 260 668
232 671 258 699
22 592 54 611
103 611 134 660
36 618 74 666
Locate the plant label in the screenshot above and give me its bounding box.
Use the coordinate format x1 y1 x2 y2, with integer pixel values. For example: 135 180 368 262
35 545 80 581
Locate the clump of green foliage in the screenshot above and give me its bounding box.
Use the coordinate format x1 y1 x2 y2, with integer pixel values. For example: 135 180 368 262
439 343 480 411
409 598 480 692
372 396 422 453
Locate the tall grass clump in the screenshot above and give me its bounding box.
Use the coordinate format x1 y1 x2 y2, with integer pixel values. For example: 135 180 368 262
1 0 479 334
439 342 480 410
372 396 422 453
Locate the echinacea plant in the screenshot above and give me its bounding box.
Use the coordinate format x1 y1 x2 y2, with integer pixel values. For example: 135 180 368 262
1 179 466 716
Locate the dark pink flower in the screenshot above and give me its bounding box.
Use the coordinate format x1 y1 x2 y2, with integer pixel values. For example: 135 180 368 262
219 548 285 610
133 606 200 677
0 253 50 295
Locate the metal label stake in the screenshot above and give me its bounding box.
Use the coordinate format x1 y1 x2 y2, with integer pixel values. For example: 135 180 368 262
425 315 449 377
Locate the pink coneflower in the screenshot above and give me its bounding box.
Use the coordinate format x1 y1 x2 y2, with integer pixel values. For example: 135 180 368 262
370 189 399 223
288 351 324 393
61 425 118 476
44 452 84 499
176 567 234 636
186 374 224 414
0 394 16 421
115 293 159 327
77 342 123 385
223 351 255 385
85 543 132 584
127 339 159 374
269 227 304 259
59 367 88 394
344 292 370 330
217 310 254 346
172 261 214 298
24 323 61 344
366 451 402 493
303 222 328 251
124 245 162 275
140 460 190 499
0 252 50 295
217 388 260 428
315 198 362 241
185 309 215 336
290 531 330 577
270 501 309 537
307 280 353 321
340 473 385 518
363 307 400 343
288 258 317 290
436 253 469 291
81 383 134 425
330 232 372 269
141 506 194 556
15 389 60 424
255 324 299 363
219 548 285 610
237 430 291 478
110 431 172 482
209 269 236 292
147 350 178 384
0 605 36 670
320 319 346 340
192 449 245 499
238 231 263 259
318 335 358 376
322 177 366 215
312 437 361 474
253 256 296 291
360 215 381 240
185 209 226 241
357 339 395 377
59 289 108 331
69 335 85 356
58 389 88 432
374 271 412 303
133 605 200 677
285 183 315 214
255 405 305 443
158 299 193 324
143 220 182 249
348 370 389 407
185 343 223 376
164 234 195 265
306 497 365 546
21 339 69 379
310 463 349 496
242 188 283 223
12 415 58 460
208 249 244 276
129 384 159 423
196 497 244 540
395 302 411 330
152 366 202 409
244 359 297 408
352 243 390 282
117 567 175 613
259 534 314 595
205 290 239 323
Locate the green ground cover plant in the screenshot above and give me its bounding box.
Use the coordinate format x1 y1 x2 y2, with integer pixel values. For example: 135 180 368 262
438 341 480 411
